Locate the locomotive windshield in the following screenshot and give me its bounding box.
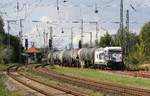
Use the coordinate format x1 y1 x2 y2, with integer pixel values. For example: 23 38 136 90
108 49 122 62
108 50 122 53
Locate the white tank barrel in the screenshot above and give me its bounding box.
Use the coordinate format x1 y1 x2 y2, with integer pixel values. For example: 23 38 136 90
78 48 96 61
70 49 79 61
62 50 72 63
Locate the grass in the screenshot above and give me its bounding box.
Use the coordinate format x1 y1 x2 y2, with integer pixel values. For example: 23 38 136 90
0 63 19 71
0 64 22 96
0 74 9 96
0 64 9 71
139 64 150 71
49 66 150 89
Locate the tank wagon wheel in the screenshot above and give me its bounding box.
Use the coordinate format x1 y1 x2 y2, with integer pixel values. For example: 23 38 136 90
70 63 72 67
93 64 98 69
76 62 79 68
95 64 98 69
95 64 99 69
72 63 74 67
74 62 77 67
71 62 73 67
72 62 74 67
78 63 81 68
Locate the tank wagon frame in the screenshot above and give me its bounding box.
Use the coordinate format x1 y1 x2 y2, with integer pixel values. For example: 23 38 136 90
48 47 124 69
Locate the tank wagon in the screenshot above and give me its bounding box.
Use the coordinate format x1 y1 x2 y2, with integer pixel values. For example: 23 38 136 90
48 47 124 69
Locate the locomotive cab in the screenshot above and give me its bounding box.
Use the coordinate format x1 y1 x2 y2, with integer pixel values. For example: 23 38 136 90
94 47 124 69
105 47 124 69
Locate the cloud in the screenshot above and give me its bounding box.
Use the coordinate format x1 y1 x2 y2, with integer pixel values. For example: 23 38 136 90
39 16 51 22
3 0 150 49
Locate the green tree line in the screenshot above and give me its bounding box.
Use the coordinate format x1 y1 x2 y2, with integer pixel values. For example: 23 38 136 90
97 22 150 69
0 16 21 64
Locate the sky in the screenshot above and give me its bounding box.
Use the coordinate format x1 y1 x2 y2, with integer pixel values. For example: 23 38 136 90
0 0 150 49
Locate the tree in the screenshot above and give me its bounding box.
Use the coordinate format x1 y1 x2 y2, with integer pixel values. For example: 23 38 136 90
0 16 4 34
0 45 5 64
0 16 6 63
126 32 139 51
140 22 150 56
128 37 145 65
98 32 114 47
3 47 13 64
113 28 126 46
114 27 138 54
9 35 21 62
127 22 150 66
0 16 21 63
0 16 5 45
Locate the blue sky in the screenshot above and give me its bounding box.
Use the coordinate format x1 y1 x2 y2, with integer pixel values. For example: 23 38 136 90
0 0 150 48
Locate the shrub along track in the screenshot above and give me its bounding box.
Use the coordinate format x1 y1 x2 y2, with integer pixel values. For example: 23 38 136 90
7 65 88 96
34 67 150 96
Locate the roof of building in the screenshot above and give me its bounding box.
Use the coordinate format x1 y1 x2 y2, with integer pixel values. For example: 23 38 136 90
25 47 40 53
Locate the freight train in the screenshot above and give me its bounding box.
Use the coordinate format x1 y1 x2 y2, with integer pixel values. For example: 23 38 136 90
47 47 124 69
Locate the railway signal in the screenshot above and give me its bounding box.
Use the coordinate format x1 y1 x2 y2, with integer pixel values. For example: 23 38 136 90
61 28 64 33
25 39 28 50
94 4 98 14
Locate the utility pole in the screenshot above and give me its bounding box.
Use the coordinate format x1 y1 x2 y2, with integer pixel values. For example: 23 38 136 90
120 0 124 47
19 19 24 46
43 29 46 56
46 32 48 47
56 0 59 14
6 20 16 64
84 32 92 47
126 10 129 33
95 22 99 45
81 19 84 47
17 0 19 12
126 10 129 54
70 27 73 49
19 19 24 38
7 21 11 48
89 21 99 46
90 32 92 47
49 26 53 64
19 19 24 64
7 20 17 48
73 20 99 47
49 26 53 50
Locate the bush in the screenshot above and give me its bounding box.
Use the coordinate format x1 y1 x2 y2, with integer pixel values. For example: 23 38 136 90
127 36 146 64
0 45 5 64
0 44 14 64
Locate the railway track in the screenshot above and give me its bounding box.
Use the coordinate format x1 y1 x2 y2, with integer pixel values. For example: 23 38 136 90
35 67 150 96
27 64 150 79
18 72 88 96
110 71 150 78
7 67 88 96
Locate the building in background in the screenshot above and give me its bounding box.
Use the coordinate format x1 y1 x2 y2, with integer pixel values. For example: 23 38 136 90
25 47 42 64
